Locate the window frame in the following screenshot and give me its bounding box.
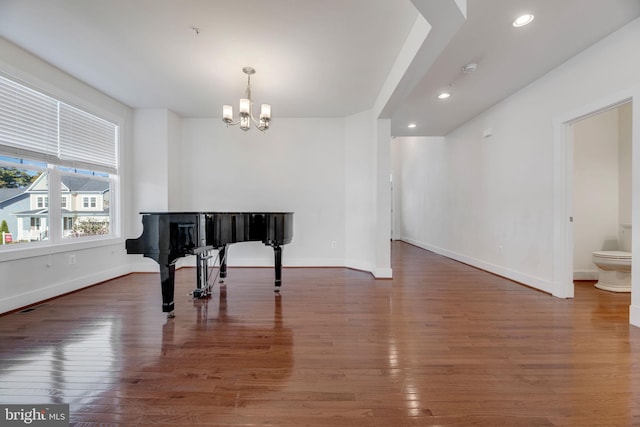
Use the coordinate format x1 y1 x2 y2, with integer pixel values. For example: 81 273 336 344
36 196 48 208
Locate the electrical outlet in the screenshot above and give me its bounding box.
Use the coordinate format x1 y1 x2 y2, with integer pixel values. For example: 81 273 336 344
68 254 76 265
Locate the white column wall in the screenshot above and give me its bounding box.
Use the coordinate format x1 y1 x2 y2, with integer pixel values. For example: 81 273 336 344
344 110 376 272
374 119 392 278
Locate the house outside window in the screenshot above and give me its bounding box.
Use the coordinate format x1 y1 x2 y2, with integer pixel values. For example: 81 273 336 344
59 172 110 238
1 165 49 243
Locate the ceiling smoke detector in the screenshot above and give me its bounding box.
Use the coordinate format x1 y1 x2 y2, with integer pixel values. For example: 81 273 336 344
462 63 477 73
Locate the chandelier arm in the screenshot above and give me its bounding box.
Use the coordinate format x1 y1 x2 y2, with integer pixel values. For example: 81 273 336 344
224 119 242 127
249 114 264 131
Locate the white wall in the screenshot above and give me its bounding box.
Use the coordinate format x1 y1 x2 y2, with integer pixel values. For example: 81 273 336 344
393 136 448 248
0 38 134 314
393 17 640 297
174 117 347 267
167 110 182 210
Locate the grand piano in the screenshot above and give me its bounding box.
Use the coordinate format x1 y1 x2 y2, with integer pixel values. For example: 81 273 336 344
126 212 293 317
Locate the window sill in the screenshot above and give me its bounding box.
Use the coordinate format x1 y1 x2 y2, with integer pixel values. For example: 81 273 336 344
0 236 124 262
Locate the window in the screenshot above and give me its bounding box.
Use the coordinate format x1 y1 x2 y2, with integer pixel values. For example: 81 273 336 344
0 74 119 248
63 170 110 239
82 196 97 209
0 160 48 244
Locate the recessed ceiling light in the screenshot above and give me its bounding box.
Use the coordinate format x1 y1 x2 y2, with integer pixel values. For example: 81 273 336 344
438 92 451 100
513 14 534 27
408 123 417 129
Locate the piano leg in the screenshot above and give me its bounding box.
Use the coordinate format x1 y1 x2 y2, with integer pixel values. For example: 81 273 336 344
160 263 176 318
218 245 228 283
273 245 282 292
193 248 212 298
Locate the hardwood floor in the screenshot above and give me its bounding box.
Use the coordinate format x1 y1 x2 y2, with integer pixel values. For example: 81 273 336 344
1 241 639 426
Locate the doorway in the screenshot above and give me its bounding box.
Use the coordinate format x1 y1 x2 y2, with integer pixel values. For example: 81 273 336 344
555 95 635 306
572 102 632 292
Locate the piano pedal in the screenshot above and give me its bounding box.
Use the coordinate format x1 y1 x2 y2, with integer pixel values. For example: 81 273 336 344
191 288 212 299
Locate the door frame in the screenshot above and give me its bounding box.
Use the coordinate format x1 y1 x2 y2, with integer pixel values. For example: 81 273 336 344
553 88 638 325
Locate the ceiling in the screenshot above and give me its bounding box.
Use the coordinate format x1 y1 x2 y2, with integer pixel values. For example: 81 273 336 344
1 0 639 137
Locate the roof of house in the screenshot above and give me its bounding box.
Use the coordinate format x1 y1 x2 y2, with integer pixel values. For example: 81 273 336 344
0 187 28 204
2 176 108 205
25 175 109 193
60 176 109 193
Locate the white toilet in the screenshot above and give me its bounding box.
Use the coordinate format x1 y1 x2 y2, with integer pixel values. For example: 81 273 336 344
592 223 632 292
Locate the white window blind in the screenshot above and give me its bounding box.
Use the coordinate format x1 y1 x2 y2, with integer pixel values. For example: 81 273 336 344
0 75 58 161
59 103 118 173
0 74 118 173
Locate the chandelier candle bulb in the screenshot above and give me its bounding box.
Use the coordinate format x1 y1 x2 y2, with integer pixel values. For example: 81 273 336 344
260 104 271 120
239 98 251 115
223 105 233 122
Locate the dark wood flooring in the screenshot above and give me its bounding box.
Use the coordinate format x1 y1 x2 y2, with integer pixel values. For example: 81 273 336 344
1 241 639 426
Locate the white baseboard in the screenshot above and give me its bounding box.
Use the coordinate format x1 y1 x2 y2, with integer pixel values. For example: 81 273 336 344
400 237 555 294
573 270 598 280
0 264 131 314
374 267 393 279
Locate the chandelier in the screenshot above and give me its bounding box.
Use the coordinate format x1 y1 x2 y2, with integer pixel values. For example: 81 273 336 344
222 66 271 132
